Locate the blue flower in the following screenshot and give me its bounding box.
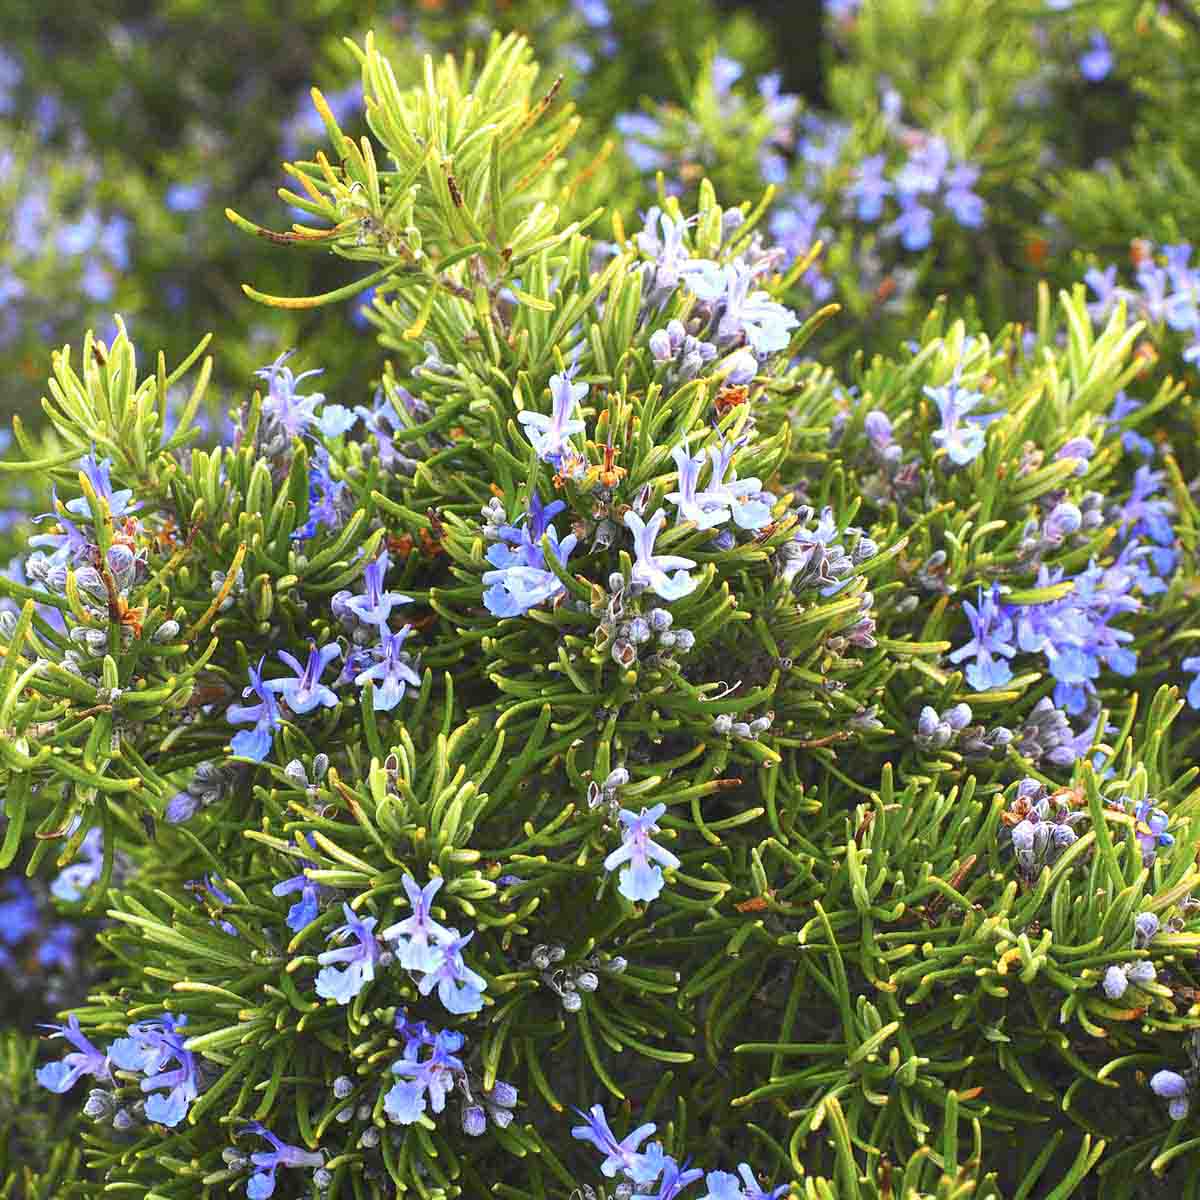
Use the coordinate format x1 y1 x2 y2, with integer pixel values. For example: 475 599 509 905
885 195 933 252
37 922 79 972
292 446 346 540
1182 655 1200 710
109 1012 200 1127
227 657 284 761
1079 32 1113 83
703 439 773 530
926 379 992 465
633 1155 705 1200
272 872 321 933
518 371 587 469
354 388 404 471
267 643 342 715
354 626 422 711
341 550 412 629
50 827 104 903
315 902 382 1005
380 874 456 972
943 163 984 229
66 451 138 519
614 113 668 172
483 499 579 617
240 1122 325 1198
625 509 698 601
1084 265 1123 322
27 496 91 571
709 262 800 356
846 154 891 222
665 442 730 530
895 135 949 195
35 1015 110 1094
1107 392 1155 458
416 929 488 1015
701 1165 790 1200
949 585 1016 691
571 1104 662 1182
255 350 356 442
384 1028 465 1125
604 803 681 903
1134 800 1173 866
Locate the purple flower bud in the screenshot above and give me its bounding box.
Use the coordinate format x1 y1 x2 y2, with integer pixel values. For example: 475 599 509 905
666 319 687 351
1133 911 1160 948
1126 961 1156 986
725 349 758 385
649 330 673 362
1011 820 1037 855
943 703 972 731
165 792 200 824
864 410 894 450
463 1105 487 1136
917 706 940 739
1044 501 1082 543
1153 1069 1190 1100
1102 965 1128 1000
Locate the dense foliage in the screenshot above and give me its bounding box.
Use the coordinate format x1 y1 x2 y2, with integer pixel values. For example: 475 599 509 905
4 3 1200 1199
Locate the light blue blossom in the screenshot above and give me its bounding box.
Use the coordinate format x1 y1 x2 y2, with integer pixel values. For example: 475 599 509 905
704 439 773 530
340 550 412 629
416 929 488 1015
1182 655 1200 710
518 371 587 469
571 1104 663 1183
292 446 346 540
665 442 730 530
109 1012 200 1127
633 1155 705 1200
701 1165 790 1200
926 379 991 466
625 509 698 601
944 163 984 229
1150 1070 1191 1120
315 903 382 1005
50 827 104 903
255 350 356 441
846 154 891 222
354 626 422 711
66 451 138 519
483 496 579 617
35 1015 110 1094
1079 31 1113 82
380 874 456 972
227 657 284 761
384 1028 465 1125
707 262 800 356
29 491 92 568
272 872 321 933
949 585 1016 691
604 803 680 903
885 195 933 251
267 643 341 715
240 1122 325 1198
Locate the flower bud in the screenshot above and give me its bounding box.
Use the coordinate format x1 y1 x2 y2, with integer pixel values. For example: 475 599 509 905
649 329 674 362
575 970 599 993
561 989 582 1012
649 608 673 632
333 1076 354 1099
463 1105 487 1136
673 629 695 653
152 619 181 643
